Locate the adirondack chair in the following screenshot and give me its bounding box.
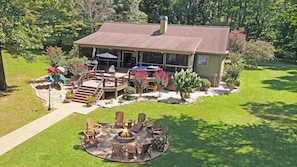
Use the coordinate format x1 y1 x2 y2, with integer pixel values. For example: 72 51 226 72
130 113 146 133
153 126 169 141
146 119 162 137
86 118 101 134
137 143 152 160
114 111 124 128
111 143 124 160
82 130 100 148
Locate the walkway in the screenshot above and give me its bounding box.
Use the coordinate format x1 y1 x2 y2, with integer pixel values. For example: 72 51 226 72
0 102 99 156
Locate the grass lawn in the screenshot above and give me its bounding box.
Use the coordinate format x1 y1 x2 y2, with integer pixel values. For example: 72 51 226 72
1 54 297 166
0 51 49 136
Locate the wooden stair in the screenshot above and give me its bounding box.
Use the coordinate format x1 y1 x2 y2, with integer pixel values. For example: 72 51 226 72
72 85 104 104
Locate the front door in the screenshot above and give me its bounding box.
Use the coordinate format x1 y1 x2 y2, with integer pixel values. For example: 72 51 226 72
122 51 137 68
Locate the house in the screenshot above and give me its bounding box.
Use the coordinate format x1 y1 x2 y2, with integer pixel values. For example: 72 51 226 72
74 16 230 86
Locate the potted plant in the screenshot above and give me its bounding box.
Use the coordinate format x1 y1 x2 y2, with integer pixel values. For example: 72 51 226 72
86 94 97 106
64 91 73 103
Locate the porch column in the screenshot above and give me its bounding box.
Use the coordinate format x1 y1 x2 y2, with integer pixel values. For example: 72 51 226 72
187 54 195 70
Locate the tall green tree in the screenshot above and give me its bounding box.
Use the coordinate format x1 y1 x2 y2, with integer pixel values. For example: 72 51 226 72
38 0 84 46
140 0 174 23
274 0 297 60
0 0 45 91
113 0 147 23
172 0 212 25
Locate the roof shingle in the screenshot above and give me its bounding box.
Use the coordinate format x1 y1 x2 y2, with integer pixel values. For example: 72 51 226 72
74 22 229 55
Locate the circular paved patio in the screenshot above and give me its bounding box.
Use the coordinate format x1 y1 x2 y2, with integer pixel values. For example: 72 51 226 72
81 124 169 162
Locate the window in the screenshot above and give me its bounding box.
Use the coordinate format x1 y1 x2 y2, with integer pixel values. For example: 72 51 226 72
198 55 209 66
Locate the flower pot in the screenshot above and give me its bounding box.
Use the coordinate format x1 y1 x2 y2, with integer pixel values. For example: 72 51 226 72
64 98 72 103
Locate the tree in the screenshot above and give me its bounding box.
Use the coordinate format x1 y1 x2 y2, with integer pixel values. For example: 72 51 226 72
75 0 113 33
0 45 6 91
38 1 85 46
140 0 174 23
228 28 246 53
172 0 212 25
113 0 148 23
243 40 275 68
274 0 297 60
0 0 45 91
172 69 200 101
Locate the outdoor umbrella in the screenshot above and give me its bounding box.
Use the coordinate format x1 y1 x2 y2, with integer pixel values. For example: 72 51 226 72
96 52 118 66
96 52 117 59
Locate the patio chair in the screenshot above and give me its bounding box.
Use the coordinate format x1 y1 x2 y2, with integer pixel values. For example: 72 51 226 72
82 131 100 148
146 119 162 137
153 126 169 141
108 65 116 74
86 118 102 134
137 143 152 160
153 119 162 131
114 111 124 128
111 143 124 160
130 113 146 133
126 145 137 159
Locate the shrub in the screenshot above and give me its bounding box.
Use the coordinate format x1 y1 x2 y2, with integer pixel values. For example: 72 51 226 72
199 79 211 91
69 63 88 78
153 70 169 90
123 86 135 100
45 45 65 67
223 54 243 89
172 69 200 101
65 91 73 99
223 64 243 81
133 70 148 96
86 94 97 104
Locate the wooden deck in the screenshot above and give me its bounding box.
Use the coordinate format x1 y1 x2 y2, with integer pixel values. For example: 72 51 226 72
82 72 129 99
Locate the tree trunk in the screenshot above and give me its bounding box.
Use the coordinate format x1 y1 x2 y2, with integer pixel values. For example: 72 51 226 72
0 46 7 91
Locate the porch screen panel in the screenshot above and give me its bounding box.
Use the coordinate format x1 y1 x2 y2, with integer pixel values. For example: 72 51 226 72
166 54 188 66
142 52 163 64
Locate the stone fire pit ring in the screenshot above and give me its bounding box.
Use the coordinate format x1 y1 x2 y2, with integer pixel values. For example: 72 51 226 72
115 131 136 143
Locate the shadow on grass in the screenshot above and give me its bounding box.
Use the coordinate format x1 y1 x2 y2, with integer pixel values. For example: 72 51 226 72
0 85 19 97
261 70 297 93
141 114 297 166
242 101 297 128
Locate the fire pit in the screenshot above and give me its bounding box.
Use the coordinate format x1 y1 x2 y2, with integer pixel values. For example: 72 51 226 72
116 126 136 143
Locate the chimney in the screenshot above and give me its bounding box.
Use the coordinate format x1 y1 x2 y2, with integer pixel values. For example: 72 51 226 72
160 16 168 34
